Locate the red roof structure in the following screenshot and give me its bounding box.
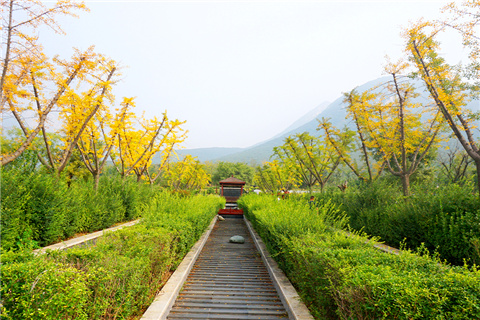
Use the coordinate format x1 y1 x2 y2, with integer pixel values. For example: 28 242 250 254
219 176 246 186
218 176 245 216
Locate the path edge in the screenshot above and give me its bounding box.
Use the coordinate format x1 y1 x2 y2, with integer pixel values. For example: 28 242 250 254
34 219 141 255
245 217 315 320
140 215 218 320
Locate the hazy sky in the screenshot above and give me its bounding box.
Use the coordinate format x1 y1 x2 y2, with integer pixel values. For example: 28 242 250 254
39 0 463 149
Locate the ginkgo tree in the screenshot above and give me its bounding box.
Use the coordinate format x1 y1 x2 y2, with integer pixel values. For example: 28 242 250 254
367 61 444 196
110 99 186 182
273 140 317 190
1 0 87 104
75 95 129 190
318 102 387 184
253 160 298 194
2 47 118 172
278 132 341 192
320 61 444 197
47 51 117 177
440 0 480 90
0 0 88 165
404 0 480 197
163 155 210 191
143 118 187 185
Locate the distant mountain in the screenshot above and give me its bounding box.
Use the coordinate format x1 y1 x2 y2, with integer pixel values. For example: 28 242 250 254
215 77 391 163
171 102 334 164
271 101 330 140
173 76 480 164
173 147 243 162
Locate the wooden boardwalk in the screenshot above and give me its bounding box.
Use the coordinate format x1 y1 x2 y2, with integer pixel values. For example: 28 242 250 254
166 218 289 320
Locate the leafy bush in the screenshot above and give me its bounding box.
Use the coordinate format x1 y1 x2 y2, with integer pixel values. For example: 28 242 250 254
311 180 480 265
1 193 225 319
1 171 157 251
239 194 480 320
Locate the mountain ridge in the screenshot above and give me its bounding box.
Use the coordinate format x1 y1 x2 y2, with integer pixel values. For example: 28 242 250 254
173 76 479 164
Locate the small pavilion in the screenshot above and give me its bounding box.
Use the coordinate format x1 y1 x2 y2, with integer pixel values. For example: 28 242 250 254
218 176 246 216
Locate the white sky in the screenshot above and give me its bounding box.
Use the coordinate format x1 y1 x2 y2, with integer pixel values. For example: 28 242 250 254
38 0 465 149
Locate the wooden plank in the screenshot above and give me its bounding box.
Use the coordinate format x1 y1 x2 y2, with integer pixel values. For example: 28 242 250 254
166 218 289 319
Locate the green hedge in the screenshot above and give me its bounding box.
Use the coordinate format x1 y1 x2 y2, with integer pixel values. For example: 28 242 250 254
1 170 156 251
313 181 480 266
238 194 480 320
1 193 225 320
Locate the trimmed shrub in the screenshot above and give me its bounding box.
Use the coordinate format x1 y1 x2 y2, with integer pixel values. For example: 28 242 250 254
311 181 480 265
239 194 480 320
1 193 225 319
1 171 157 251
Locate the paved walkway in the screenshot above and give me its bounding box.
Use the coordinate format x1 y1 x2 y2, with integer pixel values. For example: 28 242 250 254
167 218 289 320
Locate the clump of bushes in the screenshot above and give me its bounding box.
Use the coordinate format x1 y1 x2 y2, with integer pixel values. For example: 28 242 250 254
1 169 157 251
1 192 225 319
239 194 480 320
312 180 480 266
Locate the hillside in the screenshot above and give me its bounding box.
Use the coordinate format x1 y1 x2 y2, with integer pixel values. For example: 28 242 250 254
215 77 390 163
174 147 243 162
175 76 480 164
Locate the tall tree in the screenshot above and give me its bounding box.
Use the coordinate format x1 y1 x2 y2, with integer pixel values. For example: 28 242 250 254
110 101 186 182
76 95 128 190
164 155 210 191
404 7 480 197
273 143 317 190
0 0 87 165
341 65 443 196
318 104 387 184
441 0 480 91
280 132 341 192
253 160 298 194
379 61 443 196
1 0 87 104
1 48 116 169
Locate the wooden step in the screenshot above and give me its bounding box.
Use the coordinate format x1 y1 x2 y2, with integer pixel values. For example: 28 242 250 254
166 219 289 319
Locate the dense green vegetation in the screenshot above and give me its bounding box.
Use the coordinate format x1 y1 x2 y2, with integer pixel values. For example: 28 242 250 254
239 194 480 320
312 180 480 266
208 161 255 186
1 192 224 319
1 163 157 251
1 1 479 319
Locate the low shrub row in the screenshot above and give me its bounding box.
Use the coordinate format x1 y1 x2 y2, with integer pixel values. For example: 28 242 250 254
1 192 225 320
1 169 157 251
238 194 480 320
312 181 480 266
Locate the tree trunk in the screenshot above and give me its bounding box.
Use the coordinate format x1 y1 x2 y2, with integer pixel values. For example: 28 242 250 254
0 0 14 105
319 182 325 193
94 173 100 192
401 174 411 197
475 160 480 200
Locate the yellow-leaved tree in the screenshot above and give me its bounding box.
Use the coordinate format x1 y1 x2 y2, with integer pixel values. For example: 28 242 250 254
253 160 299 194
341 61 444 196
1 0 88 165
110 99 186 182
2 46 118 172
404 0 480 197
318 92 387 183
277 133 341 192
163 155 210 191
374 61 444 196
75 95 130 190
